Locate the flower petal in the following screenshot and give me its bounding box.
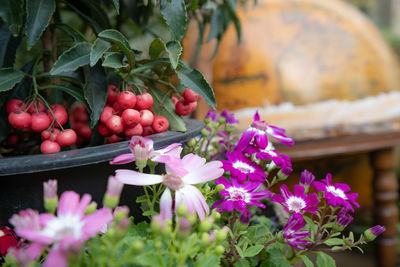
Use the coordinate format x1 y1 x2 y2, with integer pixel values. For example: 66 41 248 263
182 185 209 220
26 243 47 260
109 153 135 165
82 208 113 239
160 189 173 221
115 169 163 185
43 248 67 267
182 160 223 185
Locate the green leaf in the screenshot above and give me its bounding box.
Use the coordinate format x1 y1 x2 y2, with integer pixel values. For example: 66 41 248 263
98 29 135 68
0 0 23 36
149 88 186 132
160 0 187 41
324 238 344 246
194 254 220 267
0 22 22 67
64 1 103 34
135 253 162 266
83 63 107 128
25 0 56 48
142 210 157 216
300 255 314 267
262 248 290 267
112 0 120 14
149 38 166 60
0 68 25 91
90 38 111 66
50 42 91 75
166 41 182 69
235 245 245 258
244 244 263 257
316 252 336 267
207 8 223 42
55 24 86 42
102 52 127 69
234 258 250 267
49 84 85 103
224 0 241 42
177 67 216 108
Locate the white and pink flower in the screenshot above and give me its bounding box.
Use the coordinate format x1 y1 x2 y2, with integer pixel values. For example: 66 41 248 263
271 184 319 214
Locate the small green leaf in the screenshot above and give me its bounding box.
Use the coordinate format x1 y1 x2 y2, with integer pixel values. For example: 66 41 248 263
142 210 157 216
177 67 216 108
90 38 111 66
234 258 250 267
55 24 86 42
149 38 166 60
224 0 241 42
235 245 244 258
0 68 24 91
98 29 135 68
0 21 22 67
324 238 344 246
160 0 187 41
25 0 56 48
49 84 85 103
0 0 23 36
50 42 91 75
135 253 162 266
316 252 336 267
112 0 120 14
102 52 128 69
207 8 223 42
262 248 290 267
300 255 314 267
244 244 263 257
166 41 182 69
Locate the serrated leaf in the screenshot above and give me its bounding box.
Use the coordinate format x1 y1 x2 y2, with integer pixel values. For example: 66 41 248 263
244 244 263 257
112 0 120 14
25 0 56 48
90 38 111 66
324 238 344 246
160 0 187 41
49 84 85 103
235 245 244 258
234 258 250 267
224 0 241 42
207 8 223 42
102 52 127 69
262 248 290 267
177 67 216 108
0 0 23 36
98 29 135 68
300 255 314 267
149 88 186 132
135 253 162 266
0 22 22 67
50 42 91 75
0 68 25 91
316 252 336 267
149 38 166 60
166 40 182 69
55 24 86 42
83 63 107 127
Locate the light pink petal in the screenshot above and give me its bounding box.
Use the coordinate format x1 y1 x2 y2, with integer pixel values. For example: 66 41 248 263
43 248 67 267
160 189 173 221
57 191 80 216
16 229 52 244
109 153 135 165
165 159 189 177
82 208 113 239
26 243 47 260
155 143 182 159
76 194 92 216
182 160 224 185
39 214 56 226
182 185 209 220
115 169 163 185
181 154 206 172
176 189 195 215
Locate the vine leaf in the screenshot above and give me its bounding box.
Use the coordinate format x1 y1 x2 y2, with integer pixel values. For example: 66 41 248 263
90 38 111 66
25 0 56 49
0 68 25 92
166 41 182 69
102 52 127 69
149 38 166 60
160 0 187 41
50 42 91 75
0 0 23 36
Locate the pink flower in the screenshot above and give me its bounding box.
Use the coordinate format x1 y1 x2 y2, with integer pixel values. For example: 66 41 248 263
244 142 292 170
212 177 271 213
299 170 315 188
271 184 319 214
10 191 113 267
313 174 359 212
110 136 182 168
43 180 57 199
236 111 294 151
222 151 266 183
283 213 311 250
115 154 224 220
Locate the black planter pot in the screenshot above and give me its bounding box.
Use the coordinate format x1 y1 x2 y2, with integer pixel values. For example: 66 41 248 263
0 119 203 225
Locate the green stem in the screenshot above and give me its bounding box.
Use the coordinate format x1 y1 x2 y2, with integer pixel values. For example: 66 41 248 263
132 73 175 90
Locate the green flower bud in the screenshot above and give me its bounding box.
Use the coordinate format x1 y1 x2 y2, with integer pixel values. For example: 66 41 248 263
225 124 238 133
199 218 214 232
186 139 196 147
211 209 221 221
85 201 97 215
132 240 144 253
218 116 226 124
177 204 187 217
103 194 119 209
216 184 225 192
201 233 211 246
187 213 197 224
215 229 227 242
363 225 386 242
276 232 285 243
215 245 225 255
154 240 162 250
201 128 210 137
44 197 58 214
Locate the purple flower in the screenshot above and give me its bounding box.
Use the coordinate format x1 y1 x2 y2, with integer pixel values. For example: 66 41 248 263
221 110 239 127
244 142 291 170
364 225 386 241
335 208 353 230
299 170 315 188
239 209 252 224
212 177 271 213
313 174 359 212
282 213 311 250
222 151 267 183
236 111 294 151
205 110 219 123
271 184 319 214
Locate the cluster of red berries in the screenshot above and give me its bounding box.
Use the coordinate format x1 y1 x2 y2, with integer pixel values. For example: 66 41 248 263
6 99 77 154
69 102 92 145
173 88 200 116
97 85 169 143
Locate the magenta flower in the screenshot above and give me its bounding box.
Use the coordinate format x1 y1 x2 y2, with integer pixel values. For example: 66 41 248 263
10 192 113 267
313 174 359 212
115 153 224 220
205 110 219 123
110 136 182 169
244 142 291 170
212 177 271 213
283 213 311 250
236 111 294 151
271 184 319 214
221 110 239 128
335 208 353 230
299 170 315 188
364 225 386 241
222 151 266 183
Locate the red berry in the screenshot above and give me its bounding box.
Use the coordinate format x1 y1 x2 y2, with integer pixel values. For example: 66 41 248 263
183 88 199 103
57 129 77 146
41 128 61 141
74 123 92 139
31 112 51 132
107 85 119 104
136 93 153 110
0 226 18 257
152 116 169 133
121 109 140 127
98 123 112 137
139 109 154 126
70 102 86 115
40 140 61 154
142 126 156 136
112 102 123 116
47 104 68 127
106 115 124 134
6 99 25 114
189 101 197 111
73 111 89 123
8 111 31 129
100 106 114 124
171 96 179 105
124 123 143 137
27 100 45 114
175 100 192 116
105 134 121 144
117 91 136 109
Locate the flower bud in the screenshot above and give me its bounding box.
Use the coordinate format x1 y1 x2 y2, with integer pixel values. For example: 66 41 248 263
177 204 187 217
199 217 214 232
43 180 58 214
201 232 211 245
239 210 252 225
132 240 144 253
211 209 221 221
103 176 123 209
276 232 285 243
218 116 226 124
154 240 162 250
85 201 97 215
186 213 197 224
215 228 228 242
151 215 162 233
225 123 238 133
178 217 192 235
114 206 130 221
186 139 196 147
216 184 225 192
364 225 386 242
277 166 293 181
215 245 225 255
201 128 211 137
